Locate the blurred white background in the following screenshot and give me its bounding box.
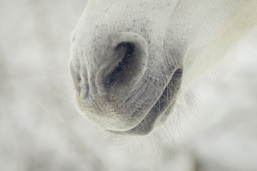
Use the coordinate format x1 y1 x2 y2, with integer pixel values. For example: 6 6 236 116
1 1 257 171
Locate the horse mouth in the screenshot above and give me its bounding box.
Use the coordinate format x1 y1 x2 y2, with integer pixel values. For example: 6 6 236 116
109 68 183 135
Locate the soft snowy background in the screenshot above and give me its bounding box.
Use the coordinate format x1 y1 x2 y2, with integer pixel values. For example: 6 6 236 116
1 0 257 171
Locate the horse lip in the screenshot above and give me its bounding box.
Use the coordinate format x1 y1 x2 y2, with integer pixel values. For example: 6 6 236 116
109 68 183 135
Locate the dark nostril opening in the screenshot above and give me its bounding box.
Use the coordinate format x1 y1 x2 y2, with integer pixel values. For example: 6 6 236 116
104 42 138 89
100 32 148 94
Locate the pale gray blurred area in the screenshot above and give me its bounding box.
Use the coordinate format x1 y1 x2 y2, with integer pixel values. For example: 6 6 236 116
1 1 257 171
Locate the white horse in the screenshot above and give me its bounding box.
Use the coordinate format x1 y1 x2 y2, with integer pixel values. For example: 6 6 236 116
70 0 257 135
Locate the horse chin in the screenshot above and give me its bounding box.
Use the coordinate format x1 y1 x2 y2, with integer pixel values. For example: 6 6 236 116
108 68 183 136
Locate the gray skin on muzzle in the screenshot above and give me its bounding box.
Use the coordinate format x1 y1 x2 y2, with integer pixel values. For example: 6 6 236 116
70 1 184 135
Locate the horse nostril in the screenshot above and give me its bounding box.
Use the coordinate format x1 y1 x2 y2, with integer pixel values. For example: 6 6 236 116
102 33 148 93
104 42 136 87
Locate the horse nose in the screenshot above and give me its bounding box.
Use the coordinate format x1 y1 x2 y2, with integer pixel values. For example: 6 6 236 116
96 32 149 97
